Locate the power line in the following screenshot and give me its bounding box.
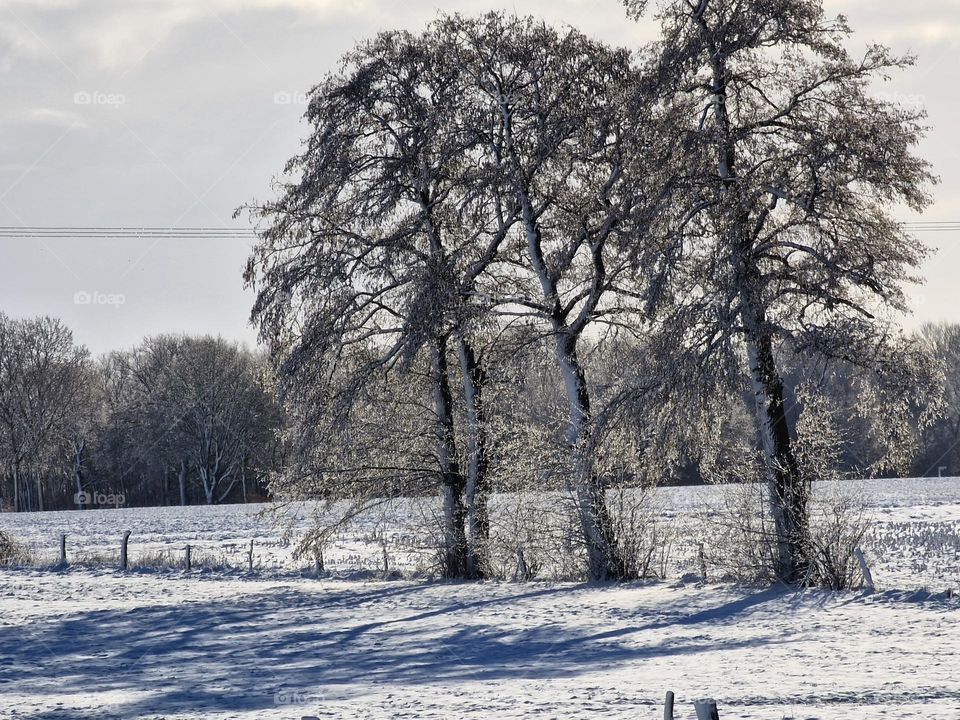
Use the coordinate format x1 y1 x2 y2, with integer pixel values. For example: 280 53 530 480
0 226 256 239
1 222 960 237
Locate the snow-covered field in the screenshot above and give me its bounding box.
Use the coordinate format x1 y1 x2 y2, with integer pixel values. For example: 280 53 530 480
1 573 958 718
2 476 959 589
1 476 959 718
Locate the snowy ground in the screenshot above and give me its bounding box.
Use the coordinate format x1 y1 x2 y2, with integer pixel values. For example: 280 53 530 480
1 572 958 719
1 477 959 718
2 476 958 589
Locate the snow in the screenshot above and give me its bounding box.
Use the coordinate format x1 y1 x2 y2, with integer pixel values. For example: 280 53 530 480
3 476 958 589
1 572 958 718
1 476 959 717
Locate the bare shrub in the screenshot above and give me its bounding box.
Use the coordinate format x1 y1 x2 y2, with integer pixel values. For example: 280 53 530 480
806 486 871 590
795 391 872 590
609 487 674 580
704 478 779 584
0 530 32 566
486 490 584 581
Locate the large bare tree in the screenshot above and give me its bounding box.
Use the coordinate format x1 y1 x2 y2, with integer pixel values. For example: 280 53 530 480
243 13 680 580
437 14 678 580
626 0 939 582
242 23 522 577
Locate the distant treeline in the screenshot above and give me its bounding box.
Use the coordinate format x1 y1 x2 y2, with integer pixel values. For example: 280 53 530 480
1 312 958 513
0 314 282 512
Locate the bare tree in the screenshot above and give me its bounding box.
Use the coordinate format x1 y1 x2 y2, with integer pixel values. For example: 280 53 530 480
97 335 277 507
437 14 678 579
625 0 940 582
243 12 685 580
914 323 960 475
0 314 89 511
241 23 518 577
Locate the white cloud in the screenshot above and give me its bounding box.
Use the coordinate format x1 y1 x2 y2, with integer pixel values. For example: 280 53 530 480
0 0 369 70
823 0 960 45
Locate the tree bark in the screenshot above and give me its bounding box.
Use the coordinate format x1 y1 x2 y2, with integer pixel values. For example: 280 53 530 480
456 334 489 579
178 459 188 507
740 297 809 582
555 332 624 581
431 337 468 578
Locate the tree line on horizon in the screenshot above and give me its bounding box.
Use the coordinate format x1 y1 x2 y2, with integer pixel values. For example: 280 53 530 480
0 315 282 513
2 313 959 517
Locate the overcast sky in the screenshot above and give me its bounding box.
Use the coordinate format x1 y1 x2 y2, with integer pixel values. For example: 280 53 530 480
1 0 958 355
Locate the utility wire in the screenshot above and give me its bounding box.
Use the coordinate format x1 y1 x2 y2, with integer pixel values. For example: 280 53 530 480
0 226 255 239
2 223 960 237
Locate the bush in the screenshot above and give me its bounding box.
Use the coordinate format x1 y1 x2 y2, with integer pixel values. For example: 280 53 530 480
806 486 872 590
0 530 33 566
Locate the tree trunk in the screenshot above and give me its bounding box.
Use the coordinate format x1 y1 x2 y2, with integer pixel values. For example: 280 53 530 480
555 332 624 581
431 337 468 578
12 463 19 513
514 177 624 581
73 441 85 510
35 473 44 512
178 459 188 507
456 334 489 579
740 296 808 583
23 472 33 512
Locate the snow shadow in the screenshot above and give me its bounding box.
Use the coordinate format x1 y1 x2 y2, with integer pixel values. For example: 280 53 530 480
4 581 795 718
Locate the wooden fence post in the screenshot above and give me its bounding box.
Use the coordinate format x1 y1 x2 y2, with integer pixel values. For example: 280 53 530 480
854 547 875 592
120 530 131 570
663 690 675 720
184 544 191 571
59 534 67 565
693 698 719 720
247 539 254 573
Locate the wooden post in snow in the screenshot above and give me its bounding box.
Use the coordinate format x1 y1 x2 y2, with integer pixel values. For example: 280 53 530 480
184 544 191 571
693 698 719 720
663 690 675 720
59 534 67 565
120 530 131 570
854 547 875 592
247 539 254 573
